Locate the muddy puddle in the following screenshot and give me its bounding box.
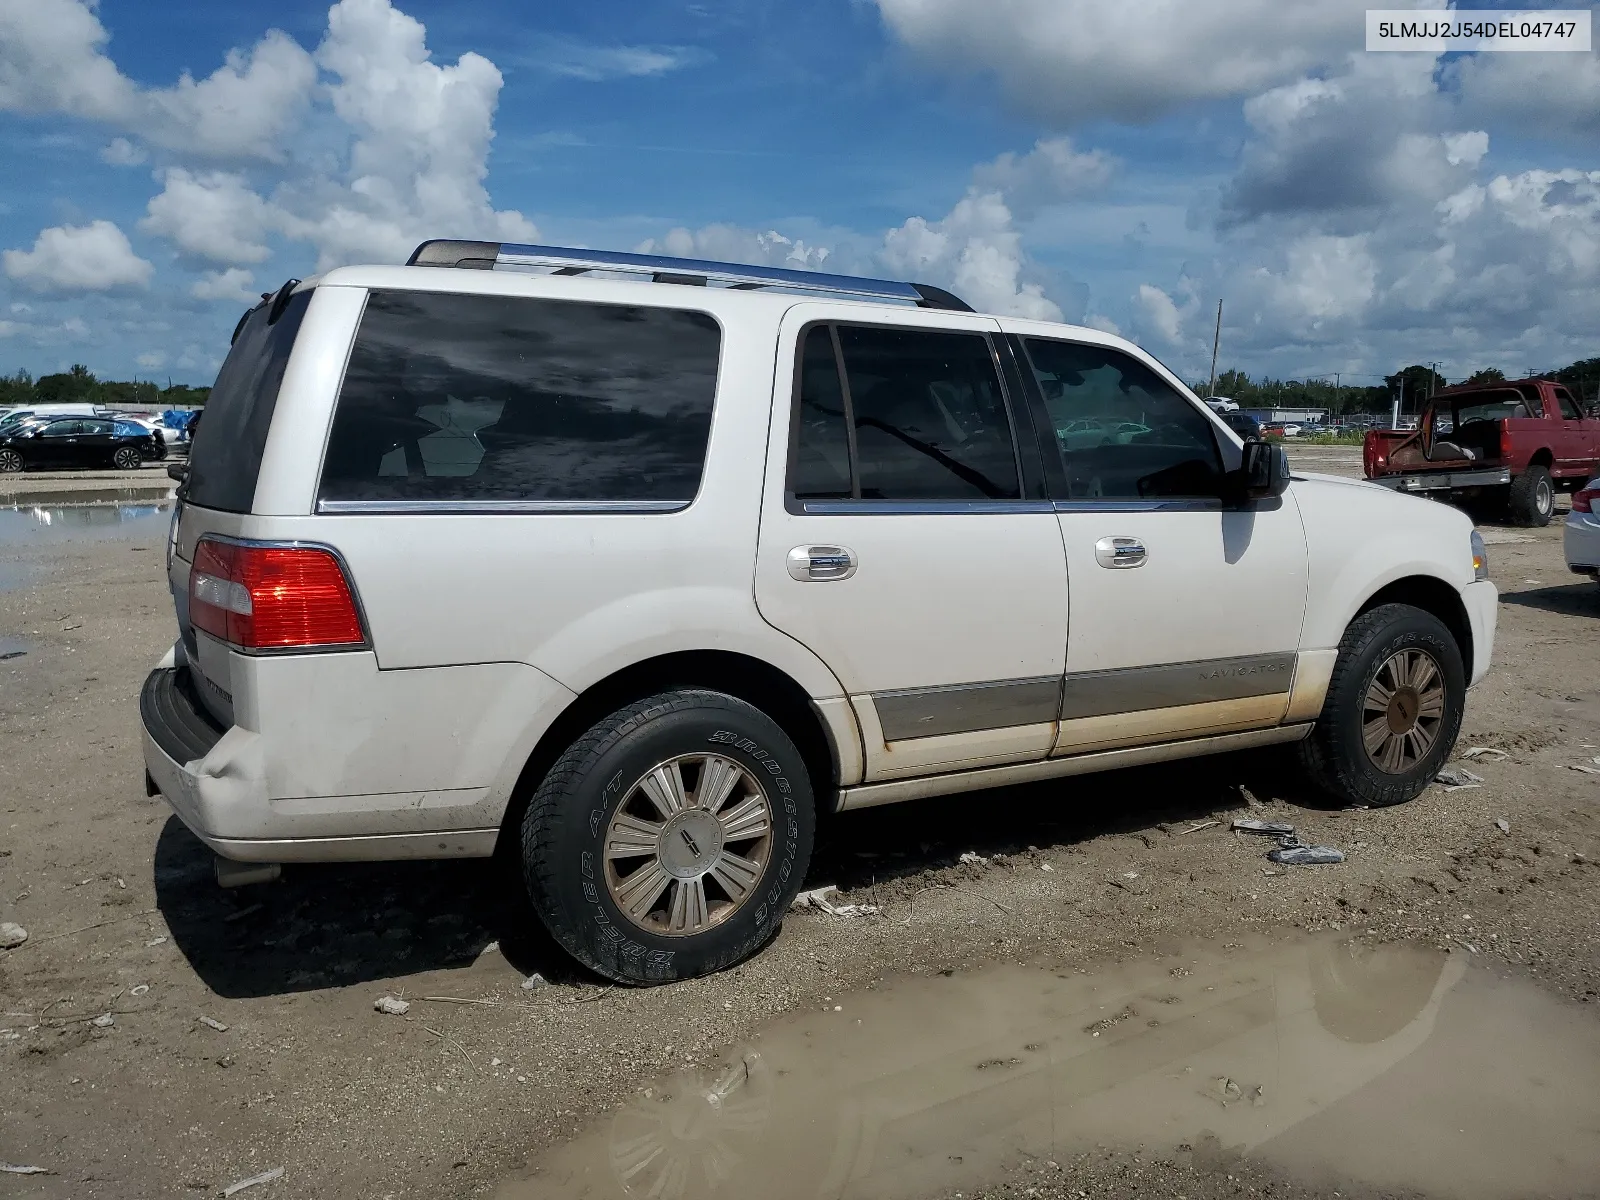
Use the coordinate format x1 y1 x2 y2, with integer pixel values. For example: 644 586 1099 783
496 935 1600 1200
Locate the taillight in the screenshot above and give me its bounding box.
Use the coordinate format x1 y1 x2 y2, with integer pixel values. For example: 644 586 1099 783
1575 485 1596 514
189 537 365 651
1499 423 1513 462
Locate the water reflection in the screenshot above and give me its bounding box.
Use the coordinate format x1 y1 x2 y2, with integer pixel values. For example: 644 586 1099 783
495 935 1600 1200
0 501 172 546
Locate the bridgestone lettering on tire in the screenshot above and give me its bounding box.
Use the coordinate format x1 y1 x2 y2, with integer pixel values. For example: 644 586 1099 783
1297 603 1466 808
520 690 816 984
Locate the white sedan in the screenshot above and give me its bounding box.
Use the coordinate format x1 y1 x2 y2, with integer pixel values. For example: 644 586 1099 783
1567 475 1600 585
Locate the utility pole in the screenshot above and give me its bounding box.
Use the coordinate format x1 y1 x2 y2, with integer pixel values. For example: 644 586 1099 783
1206 299 1223 398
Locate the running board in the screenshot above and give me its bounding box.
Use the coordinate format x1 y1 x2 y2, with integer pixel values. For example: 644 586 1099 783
835 724 1313 812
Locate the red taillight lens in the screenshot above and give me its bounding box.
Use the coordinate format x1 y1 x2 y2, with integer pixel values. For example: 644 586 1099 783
1575 486 1596 514
189 537 364 651
1499 423 1513 462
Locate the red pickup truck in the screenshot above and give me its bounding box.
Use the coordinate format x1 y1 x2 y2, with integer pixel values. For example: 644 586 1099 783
1364 378 1600 525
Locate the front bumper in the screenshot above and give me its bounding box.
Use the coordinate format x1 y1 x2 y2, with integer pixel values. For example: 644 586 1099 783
1462 579 1498 687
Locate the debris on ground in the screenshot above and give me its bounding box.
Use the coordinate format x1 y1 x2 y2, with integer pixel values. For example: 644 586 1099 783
1238 785 1267 808
373 996 410 1016
1180 820 1219 834
1266 843 1346 866
0 922 27 949
0 1164 52 1175
1496 818 1511 834
958 851 987 866
1232 819 1295 836
792 886 881 918
1039 863 1054 872
519 973 548 991
199 1016 229 1032
1436 766 1485 788
1462 746 1509 760
89 1014 114 1028
222 1166 284 1196
130 985 149 997
1568 763 1600 776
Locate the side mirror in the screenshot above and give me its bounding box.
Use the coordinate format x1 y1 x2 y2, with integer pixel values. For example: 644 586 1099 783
1228 439 1290 503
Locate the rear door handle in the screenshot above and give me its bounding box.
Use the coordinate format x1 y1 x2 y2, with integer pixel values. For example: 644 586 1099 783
787 545 858 582
1095 536 1146 568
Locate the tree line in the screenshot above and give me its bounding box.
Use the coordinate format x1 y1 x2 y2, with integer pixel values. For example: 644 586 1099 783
1195 355 1600 416
0 364 210 409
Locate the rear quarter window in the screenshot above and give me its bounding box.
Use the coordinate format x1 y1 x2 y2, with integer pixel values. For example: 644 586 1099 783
317 290 722 508
186 290 313 513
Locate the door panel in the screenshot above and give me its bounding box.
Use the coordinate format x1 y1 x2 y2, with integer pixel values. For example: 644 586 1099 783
755 307 1070 783
1004 330 1310 754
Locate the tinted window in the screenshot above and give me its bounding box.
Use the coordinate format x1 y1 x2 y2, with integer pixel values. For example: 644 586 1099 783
40 420 80 437
1555 389 1583 420
318 291 721 506
834 325 1019 500
791 326 853 500
81 419 115 435
1023 339 1221 499
187 290 313 513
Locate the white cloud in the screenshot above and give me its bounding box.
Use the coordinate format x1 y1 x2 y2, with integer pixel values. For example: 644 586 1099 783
141 169 275 265
971 137 1116 217
882 189 1062 320
1136 284 1184 343
534 40 705 81
136 351 166 369
191 268 259 303
1450 47 1600 140
3 220 153 293
0 0 316 160
100 136 145 166
874 0 1363 125
268 0 536 269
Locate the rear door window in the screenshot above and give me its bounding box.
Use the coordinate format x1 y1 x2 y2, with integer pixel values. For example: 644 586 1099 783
186 290 313 513
317 290 722 507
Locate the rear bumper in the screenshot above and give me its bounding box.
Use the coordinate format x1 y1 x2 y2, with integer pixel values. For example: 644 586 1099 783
1565 511 1600 572
1369 467 1510 493
139 663 497 863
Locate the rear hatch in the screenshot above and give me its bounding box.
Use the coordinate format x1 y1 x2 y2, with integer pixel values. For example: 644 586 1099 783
169 284 313 727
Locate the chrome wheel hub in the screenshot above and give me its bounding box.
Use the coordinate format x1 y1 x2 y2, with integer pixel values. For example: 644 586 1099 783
1362 648 1446 774
603 753 774 937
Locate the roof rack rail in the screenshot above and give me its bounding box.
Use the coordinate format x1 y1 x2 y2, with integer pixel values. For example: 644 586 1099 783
405 239 973 312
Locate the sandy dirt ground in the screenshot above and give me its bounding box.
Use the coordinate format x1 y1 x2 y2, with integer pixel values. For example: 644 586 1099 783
1 450 1597 1199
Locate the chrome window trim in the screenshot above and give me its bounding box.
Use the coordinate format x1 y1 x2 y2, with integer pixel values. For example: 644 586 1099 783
315 499 690 516
797 499 1055 515
1052 499 1223 514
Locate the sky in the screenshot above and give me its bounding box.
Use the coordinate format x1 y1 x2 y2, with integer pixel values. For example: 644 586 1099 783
0 0 1597 388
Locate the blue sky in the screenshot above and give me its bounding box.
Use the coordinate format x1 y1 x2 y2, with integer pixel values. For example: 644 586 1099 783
1 0 1597 387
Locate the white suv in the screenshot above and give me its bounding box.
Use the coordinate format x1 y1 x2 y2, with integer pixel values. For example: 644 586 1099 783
140 241 1499 984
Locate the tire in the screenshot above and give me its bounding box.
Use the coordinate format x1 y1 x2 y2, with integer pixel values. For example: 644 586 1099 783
1507 465 1554 526
521 690 816 984
0 448 22 473
1297 603 1466 808
113 446 142 470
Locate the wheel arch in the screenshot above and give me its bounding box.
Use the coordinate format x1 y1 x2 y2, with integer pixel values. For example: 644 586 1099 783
1354 575 1473 679
1527 448 1555 471
494 650 847 857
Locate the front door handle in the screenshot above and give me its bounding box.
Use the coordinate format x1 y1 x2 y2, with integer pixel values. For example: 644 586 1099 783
787 545 857 582
1095 536 1146 568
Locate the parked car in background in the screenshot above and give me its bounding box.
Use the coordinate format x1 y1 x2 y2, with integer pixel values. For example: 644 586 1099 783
114 420 168 460
0 416 160 471
1364 378 1600 525
1221 411 1261 440
140 241 1496 985
1567 475 1600 587
0 403 101 435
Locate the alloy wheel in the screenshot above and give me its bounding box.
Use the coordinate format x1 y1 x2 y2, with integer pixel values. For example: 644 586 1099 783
0 449 22 473
603 753 774 937
114 447 141 469
1361 647 1447 773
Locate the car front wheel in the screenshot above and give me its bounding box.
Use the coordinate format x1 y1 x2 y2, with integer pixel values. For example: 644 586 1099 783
1297 603 1466 808
521 689 816 984
113 446 143 470
0 448 22 473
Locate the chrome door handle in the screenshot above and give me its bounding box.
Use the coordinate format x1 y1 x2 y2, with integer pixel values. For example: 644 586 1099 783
1095 536 1146 568
787 545 857 582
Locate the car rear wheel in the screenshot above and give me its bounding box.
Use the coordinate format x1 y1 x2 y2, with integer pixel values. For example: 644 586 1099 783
0 448 22 473
520 689 816 984
113 446 143 470
1507 465 1554 526
1297 603 1466 808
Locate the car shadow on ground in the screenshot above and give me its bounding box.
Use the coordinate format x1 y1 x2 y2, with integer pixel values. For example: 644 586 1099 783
155 749 1326 1000
152 817 589 999
1500 581 1600 617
